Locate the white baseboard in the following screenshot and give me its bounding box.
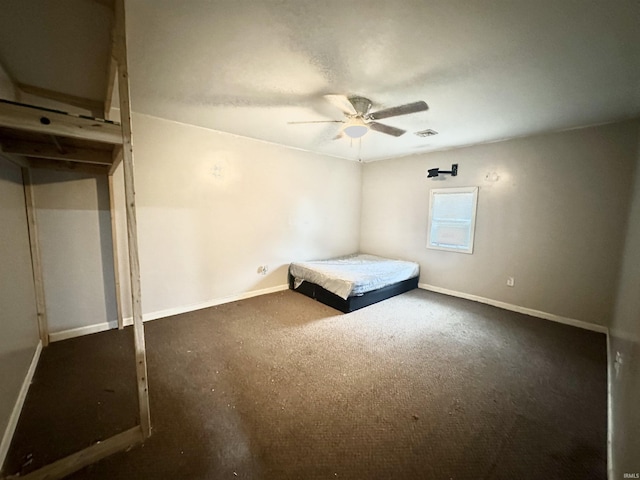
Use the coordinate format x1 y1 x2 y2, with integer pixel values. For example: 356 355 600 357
49 284 290 342
0 340 42 472
49 321 119 343
418 283 609 334
127 283 290 324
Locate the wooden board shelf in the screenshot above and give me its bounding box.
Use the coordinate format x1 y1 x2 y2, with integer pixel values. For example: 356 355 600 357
0 100 123 146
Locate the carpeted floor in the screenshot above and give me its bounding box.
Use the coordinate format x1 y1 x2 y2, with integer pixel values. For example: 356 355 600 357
4 289 607 479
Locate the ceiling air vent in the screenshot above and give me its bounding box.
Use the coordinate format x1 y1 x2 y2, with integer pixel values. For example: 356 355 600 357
415 129 438 137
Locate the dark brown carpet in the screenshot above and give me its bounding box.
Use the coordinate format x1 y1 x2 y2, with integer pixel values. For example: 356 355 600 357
4 289 607 479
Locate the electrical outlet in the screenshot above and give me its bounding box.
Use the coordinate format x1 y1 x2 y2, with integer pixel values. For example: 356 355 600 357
507 277 515 287
257 265 269 275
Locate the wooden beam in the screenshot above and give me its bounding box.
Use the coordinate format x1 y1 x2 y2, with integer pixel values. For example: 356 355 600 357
1 138 113 165
104 5 118 119
28 157 110 176
115 0 151 439
104 15 118 120
109 146 123 175
0 101 123 145
108 174 124 330
22 169 49 347
104 57 117 120
8 426 143 480
17 83 103 117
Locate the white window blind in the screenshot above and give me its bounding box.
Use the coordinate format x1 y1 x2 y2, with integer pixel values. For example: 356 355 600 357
427 187 478 254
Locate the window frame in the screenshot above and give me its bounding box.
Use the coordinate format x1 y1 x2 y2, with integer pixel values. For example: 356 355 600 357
427 186 479 254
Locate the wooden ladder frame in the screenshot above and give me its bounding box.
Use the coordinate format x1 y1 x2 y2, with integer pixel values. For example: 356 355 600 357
0 1 151 478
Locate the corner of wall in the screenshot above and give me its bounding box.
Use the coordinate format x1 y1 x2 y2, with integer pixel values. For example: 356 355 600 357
607 122 640 479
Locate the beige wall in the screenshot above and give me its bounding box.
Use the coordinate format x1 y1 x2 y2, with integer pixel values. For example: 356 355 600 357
35 113 361 332
0 64 17 101
113 113 362 319
31 171 117 333
360 121 639 326
34 115 360 326
610 127 640 477
0 65 93 115
0 158 39 465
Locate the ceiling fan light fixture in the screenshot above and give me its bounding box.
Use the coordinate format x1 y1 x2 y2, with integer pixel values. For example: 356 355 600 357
343 117 369 138
343 124 369 138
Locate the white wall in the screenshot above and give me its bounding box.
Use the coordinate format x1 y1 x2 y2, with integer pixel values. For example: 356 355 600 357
31 170 117 333
610 126 640 477
360 121 639 326
112 113 362 319
35 113 361 333
0 158 39 468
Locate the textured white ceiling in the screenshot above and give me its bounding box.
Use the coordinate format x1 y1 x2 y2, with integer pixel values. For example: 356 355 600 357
126 0 640 161
1 1 639 162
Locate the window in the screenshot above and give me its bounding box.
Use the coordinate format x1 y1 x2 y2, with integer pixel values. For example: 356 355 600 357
427 187 478 254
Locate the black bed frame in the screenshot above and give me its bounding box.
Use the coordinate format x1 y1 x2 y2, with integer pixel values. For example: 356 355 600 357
288 272 419 313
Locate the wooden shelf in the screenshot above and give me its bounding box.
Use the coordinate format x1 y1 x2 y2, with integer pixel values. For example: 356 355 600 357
0 100 122 146
0 104 121 175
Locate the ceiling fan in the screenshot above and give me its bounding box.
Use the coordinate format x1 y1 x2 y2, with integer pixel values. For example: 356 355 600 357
288 95 429 139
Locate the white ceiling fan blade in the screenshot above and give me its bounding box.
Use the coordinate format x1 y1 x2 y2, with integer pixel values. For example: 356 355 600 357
369 122 406 137
368 101 429 120
323 94 357 115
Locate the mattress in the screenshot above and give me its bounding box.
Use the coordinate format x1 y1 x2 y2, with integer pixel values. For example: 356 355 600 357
289 254 420 300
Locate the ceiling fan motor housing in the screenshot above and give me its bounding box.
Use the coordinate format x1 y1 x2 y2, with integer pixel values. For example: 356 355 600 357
348 96 372 116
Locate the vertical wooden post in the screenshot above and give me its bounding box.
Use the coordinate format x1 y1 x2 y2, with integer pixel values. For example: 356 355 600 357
108 170 124 330
114 0 151 438
22 168 49 347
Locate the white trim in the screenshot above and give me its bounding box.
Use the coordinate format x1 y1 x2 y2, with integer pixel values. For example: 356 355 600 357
607 332 613 480
132 284 289 323
136 112 354 162
49 284 290 342
0 340 42 472
49 321 119 343
419 283 609 334
427 187 478 254
368 118 635 163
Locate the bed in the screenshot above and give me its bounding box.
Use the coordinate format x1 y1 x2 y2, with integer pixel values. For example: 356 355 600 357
288 254 420 313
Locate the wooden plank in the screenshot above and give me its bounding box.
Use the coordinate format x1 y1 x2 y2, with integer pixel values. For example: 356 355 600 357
104 18 118 120
100 0 118 122
8 426 143 480
21 169 49 347
109 146 123 175
27 158 110 176
115 0 152 439
104 7 117 119
104 56 117 119
17 83 103 117
1 138 113 165
108 173 124 330
0 101 122 145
